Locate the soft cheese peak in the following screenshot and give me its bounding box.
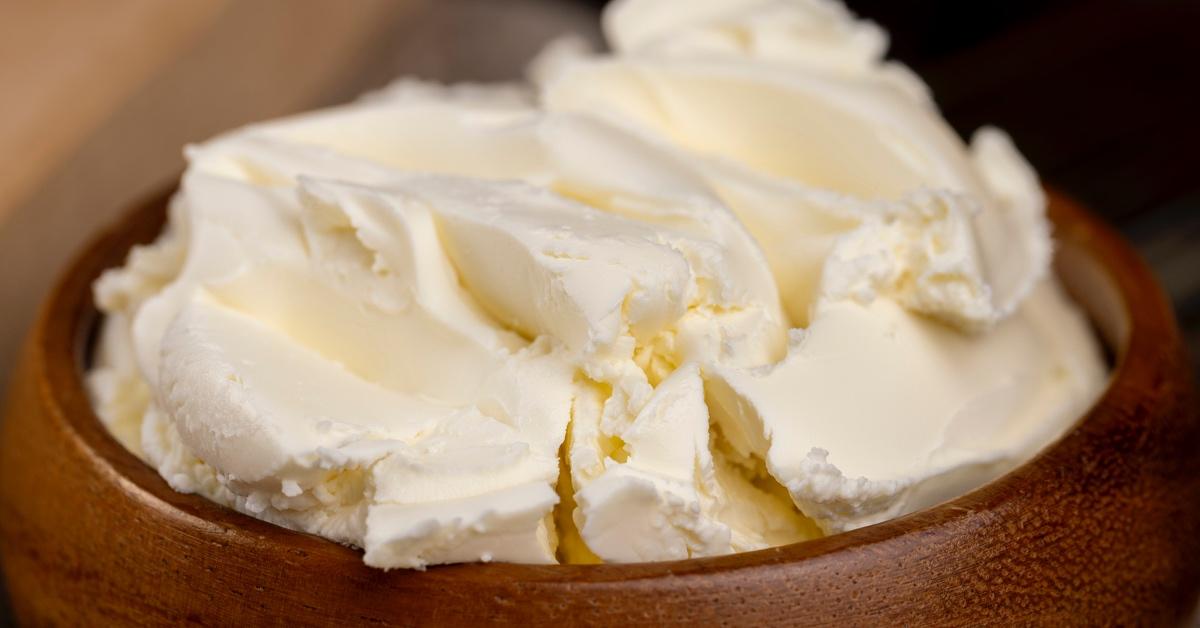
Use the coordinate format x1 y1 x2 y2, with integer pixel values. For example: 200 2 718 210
88 0 1103 569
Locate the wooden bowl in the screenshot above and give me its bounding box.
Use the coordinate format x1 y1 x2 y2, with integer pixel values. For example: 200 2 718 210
1 188 1198 625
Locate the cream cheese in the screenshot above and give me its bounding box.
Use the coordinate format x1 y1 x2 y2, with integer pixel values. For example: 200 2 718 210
88 0 1105 569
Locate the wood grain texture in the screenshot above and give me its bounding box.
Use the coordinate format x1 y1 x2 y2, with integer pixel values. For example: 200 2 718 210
0 0 227 225
0 189 1198 625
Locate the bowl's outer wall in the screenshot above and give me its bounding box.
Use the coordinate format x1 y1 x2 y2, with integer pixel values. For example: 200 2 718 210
1 189 1198 626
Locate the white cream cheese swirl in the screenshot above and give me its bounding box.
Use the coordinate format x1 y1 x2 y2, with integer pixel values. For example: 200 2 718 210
88 0 1104 569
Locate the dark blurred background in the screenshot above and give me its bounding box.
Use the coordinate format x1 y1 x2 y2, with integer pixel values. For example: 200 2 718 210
0 0 1197 624
847 0 1200 369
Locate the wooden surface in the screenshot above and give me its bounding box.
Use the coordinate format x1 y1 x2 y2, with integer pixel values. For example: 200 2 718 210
1 188 1197 626
0 0 226 223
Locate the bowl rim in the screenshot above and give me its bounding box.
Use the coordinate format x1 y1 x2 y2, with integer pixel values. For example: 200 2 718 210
30 183 1180 582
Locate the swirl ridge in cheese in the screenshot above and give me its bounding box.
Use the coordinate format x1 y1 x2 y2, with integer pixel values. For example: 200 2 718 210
88 0 1104 569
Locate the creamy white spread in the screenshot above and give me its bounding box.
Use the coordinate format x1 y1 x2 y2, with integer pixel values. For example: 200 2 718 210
88 0 1105 569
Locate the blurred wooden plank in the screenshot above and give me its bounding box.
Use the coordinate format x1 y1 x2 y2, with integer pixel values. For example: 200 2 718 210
0 0 228 225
